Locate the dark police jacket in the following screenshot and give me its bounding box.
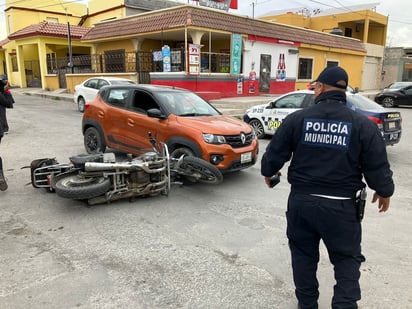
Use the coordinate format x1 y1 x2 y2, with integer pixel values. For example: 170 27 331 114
261 91 394 198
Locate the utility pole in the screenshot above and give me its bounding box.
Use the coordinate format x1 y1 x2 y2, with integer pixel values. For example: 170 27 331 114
64 7 74 73
252 1 256 19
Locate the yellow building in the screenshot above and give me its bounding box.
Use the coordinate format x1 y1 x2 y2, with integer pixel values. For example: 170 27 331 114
259 3 388 90
1 0 180 89
2 0 90 88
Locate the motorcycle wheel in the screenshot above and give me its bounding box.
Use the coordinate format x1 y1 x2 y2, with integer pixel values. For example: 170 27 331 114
178 156 223 185
55 175 111 200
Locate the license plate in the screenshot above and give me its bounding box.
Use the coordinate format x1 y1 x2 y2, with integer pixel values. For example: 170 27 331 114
241 152 252 163
388 121 396 129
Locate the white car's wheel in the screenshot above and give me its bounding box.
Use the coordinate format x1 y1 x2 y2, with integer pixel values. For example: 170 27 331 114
249 119 265 139
78 97 86 112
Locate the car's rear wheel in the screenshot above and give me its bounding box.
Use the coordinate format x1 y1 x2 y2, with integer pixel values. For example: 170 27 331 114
78 97 86 112
382 96 395 107
84 127 106 154
249 119 265 139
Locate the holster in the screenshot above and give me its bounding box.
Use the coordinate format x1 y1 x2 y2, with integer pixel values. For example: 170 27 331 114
354 188 367 222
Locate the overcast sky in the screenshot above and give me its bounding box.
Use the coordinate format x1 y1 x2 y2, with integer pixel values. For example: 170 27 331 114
1 0 411 47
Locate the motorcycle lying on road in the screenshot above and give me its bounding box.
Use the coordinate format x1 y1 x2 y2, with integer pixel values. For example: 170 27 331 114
28 133 223 205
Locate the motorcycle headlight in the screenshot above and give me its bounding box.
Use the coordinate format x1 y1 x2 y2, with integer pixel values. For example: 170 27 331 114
202 133 226 144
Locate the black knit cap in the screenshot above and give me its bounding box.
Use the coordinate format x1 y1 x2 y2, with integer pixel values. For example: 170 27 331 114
314 66 348 89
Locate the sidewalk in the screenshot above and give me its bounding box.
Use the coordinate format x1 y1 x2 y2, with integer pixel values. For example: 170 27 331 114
11 87 74 103
11 87 380 117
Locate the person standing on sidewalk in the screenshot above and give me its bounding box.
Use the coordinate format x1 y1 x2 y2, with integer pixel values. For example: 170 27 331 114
261 66 394 309
0 74 11 191
0 122 7 190
0 74 13 134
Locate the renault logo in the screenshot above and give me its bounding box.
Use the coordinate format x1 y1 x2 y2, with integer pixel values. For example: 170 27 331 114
240 133 246 144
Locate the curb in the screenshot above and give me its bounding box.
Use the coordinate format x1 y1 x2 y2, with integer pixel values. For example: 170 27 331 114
25 92 74 103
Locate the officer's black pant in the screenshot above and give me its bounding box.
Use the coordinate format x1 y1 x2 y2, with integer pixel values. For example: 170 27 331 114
286 192 365 309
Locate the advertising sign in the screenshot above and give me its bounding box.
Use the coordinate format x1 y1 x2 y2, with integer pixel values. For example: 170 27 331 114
231 34 242 75
188 43 201 75
162 45 171 72
199 0 231 11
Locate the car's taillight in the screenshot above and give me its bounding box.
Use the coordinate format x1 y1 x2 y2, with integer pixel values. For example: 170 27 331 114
84 102 90 110
367 116 383 128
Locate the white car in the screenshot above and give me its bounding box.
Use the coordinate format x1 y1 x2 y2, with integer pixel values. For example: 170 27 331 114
243 90 402 146
244 90 315 138
73 77 135 112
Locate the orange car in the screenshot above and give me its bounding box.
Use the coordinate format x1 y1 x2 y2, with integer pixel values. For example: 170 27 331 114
82 85 258 173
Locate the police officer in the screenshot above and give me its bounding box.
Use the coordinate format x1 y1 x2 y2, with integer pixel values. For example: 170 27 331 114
261 66 394 309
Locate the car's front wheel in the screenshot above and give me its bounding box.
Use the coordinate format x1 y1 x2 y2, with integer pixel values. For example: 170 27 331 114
249 119 265 139
84 127 106 154
382 96 395 107
77 97 86 112
170 147 195 159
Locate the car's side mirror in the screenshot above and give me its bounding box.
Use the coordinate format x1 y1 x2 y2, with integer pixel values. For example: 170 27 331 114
147 108 167 119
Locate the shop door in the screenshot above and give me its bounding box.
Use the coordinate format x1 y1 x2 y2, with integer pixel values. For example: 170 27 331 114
259 54 271 92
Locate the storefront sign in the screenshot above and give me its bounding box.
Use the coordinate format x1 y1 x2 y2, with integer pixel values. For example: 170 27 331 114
199 0 231 11
231 34 242 75
188 43 201 75
162 45 171 72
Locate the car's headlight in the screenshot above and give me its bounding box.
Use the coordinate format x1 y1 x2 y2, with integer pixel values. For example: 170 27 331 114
250 130 257 140
202 133 226 144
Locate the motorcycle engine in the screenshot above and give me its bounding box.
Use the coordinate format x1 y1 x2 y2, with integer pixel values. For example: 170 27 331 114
141 152 159 162
128 170 150 188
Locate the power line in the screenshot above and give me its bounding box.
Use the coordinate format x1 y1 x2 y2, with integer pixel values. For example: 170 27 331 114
1 0 87 16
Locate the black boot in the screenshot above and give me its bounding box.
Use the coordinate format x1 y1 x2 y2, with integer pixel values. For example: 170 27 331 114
0 156 8 191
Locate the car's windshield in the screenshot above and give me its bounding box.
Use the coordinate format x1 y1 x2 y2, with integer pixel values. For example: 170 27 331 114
347 94 384 111
109 80 135 85
156 91 220 116
386 82 412 90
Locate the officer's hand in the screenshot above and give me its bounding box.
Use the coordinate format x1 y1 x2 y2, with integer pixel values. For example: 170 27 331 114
371 192 390 213
264 177 271 188
264 172 281 188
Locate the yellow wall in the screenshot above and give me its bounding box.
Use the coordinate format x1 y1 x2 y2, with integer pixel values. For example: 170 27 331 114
88 0 124 14
5 0 86 35
295 46 364 90
95 40 134 53
260 14 310 29
260 9 387 46
0 52 5 74
65 72 137 93
83 0 126 27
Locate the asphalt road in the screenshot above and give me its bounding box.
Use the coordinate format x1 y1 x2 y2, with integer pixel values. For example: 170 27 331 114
0 94 411 309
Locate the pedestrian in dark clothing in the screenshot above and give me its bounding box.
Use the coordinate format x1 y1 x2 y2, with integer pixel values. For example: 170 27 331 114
0 74 13 134
261 66 394 309
0 74 11 191
0 125 7 190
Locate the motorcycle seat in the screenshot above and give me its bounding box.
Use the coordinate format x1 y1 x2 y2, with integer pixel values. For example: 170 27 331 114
69 153 105 168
